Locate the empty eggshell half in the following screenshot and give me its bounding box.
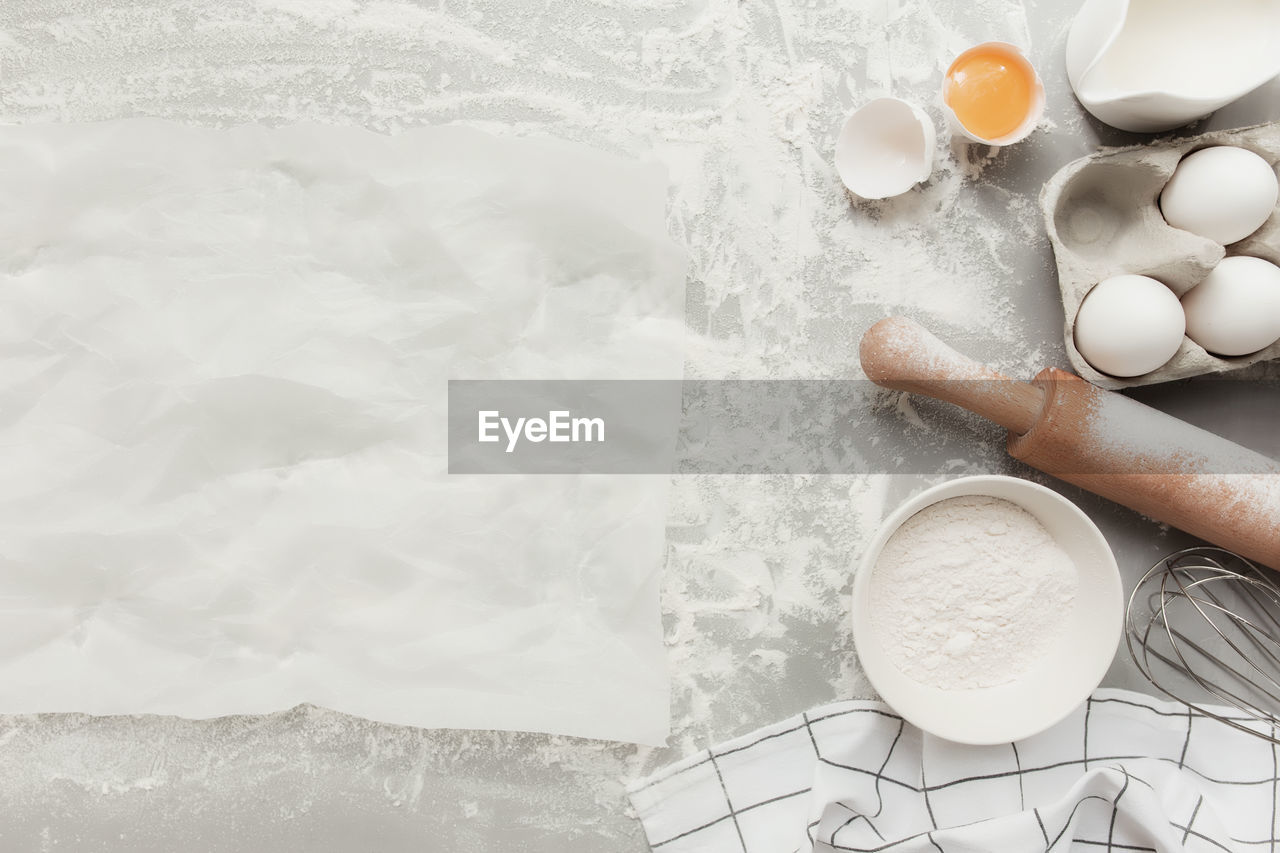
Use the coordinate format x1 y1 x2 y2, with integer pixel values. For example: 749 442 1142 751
835 97 935 200
1182 256 1280 357
1073 274 1186 377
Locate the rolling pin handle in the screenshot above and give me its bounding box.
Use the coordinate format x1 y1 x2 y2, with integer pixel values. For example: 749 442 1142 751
859 316 1045 435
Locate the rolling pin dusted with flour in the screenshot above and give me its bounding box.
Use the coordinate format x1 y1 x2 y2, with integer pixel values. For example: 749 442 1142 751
860 317 1280 568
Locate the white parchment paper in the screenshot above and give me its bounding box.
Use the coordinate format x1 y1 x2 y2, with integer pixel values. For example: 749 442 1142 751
0 120 684 745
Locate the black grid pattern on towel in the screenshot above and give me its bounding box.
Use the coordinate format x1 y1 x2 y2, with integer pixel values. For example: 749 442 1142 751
629 691 1280 853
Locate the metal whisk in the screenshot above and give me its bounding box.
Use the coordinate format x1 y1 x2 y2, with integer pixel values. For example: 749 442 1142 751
1126 546 1280 744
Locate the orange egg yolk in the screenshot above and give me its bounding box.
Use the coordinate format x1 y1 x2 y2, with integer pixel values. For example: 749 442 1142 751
944 46 1035 141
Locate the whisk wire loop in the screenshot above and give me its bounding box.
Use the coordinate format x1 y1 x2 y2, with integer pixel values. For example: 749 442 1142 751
1125 547 1280 746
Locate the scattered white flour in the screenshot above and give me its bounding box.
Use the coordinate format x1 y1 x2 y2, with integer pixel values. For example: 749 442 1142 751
870 495 1078 689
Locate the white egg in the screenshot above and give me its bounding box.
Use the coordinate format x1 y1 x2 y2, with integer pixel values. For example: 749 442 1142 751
1182 256 1280 357
1073 275 1185 377
1160 146 1279 245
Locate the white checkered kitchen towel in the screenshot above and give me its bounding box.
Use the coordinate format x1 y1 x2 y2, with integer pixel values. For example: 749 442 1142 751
629 688 1278 852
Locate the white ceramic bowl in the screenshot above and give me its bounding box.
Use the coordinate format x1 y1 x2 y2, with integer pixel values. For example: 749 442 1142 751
834 97 935 200
851 475 1121 744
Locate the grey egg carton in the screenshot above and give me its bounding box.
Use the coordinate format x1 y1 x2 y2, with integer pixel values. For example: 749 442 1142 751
1040 121 1280 390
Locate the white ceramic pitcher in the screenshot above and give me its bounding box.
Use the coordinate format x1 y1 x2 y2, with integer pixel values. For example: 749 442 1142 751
1066 0 1280 132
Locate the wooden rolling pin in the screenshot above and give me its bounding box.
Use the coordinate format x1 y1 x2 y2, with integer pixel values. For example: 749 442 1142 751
860 317 1280 568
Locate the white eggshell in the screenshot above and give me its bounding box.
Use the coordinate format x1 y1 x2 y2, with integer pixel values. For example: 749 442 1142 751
1160 146 1279 245
834 97 935 200
1182 255 1280 357
1073 275 1185 377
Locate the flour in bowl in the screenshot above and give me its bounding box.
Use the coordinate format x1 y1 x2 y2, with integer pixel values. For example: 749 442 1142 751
868 495 1078 689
